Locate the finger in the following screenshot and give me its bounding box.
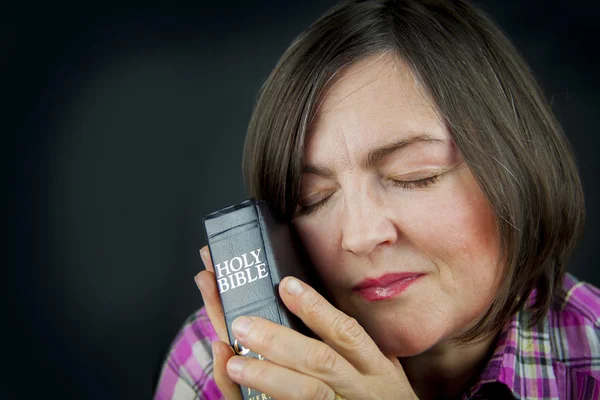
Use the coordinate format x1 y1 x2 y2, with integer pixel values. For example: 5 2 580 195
226 355 341 400
197 246 228 342
199 246 214 273
279 276 389 376
230 315 361 396
195 270 229 343
212 341 242 400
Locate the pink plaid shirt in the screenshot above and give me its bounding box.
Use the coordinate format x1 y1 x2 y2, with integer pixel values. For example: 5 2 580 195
154 273 600 399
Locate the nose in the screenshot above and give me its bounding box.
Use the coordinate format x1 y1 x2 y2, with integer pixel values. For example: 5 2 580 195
340 190 398 256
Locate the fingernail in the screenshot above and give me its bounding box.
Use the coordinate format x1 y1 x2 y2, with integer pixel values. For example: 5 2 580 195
212 341 219 362
227 356 246 377
199 247 209 265
232 316 254 337
285 277 304 296
194 272 202 288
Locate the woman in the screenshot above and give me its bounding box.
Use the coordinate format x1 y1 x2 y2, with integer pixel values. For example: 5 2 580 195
155 0 599 398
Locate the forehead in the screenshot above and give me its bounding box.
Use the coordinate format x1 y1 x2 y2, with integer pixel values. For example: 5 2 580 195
305 53 448 165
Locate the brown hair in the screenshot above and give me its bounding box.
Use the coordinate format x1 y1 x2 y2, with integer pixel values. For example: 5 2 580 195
242 0 585 341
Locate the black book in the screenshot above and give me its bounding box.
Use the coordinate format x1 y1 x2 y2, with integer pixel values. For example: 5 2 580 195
203 198 320 400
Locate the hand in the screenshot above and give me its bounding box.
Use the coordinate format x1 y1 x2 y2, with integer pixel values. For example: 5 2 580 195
195 246 241 398
195 245 418 400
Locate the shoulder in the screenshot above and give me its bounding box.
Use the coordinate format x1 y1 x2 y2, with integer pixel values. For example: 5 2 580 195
167 307 220 374
548 273 600 380
154 307 223 400
554 273 600 328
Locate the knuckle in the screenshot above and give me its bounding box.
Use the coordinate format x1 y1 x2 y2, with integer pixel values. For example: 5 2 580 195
301 383 332 400
301 292 327 319
253 322 276 349
305 344 338 374
215 308 226 321
255 366 269 384
333 315 364 347
250 360 270 383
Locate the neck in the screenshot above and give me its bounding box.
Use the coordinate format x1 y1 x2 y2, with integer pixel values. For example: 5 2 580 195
399 333 498 400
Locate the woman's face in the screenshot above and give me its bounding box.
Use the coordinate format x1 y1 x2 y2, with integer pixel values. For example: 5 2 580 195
292 54 502 356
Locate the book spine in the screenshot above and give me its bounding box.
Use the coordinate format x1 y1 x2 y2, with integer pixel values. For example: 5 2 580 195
206 203 283 400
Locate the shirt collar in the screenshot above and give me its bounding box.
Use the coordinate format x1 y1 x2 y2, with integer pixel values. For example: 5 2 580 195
465 299 558 399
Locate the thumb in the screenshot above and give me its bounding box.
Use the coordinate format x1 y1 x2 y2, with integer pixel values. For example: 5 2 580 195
212 341 243 400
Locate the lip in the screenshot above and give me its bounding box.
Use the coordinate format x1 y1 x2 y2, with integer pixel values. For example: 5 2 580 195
353 273 424 301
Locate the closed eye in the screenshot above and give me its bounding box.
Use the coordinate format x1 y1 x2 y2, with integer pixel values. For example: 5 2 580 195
294 192 334 217
294 175 440 217
389 175 440 189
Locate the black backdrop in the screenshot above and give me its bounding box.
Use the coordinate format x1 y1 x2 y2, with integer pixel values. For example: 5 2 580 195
9 1 600 399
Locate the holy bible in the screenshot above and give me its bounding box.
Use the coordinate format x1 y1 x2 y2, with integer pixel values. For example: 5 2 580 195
203 198 319 400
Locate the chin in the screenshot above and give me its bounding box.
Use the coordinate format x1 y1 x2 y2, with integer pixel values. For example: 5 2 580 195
355 311 446 357
376 329 441 357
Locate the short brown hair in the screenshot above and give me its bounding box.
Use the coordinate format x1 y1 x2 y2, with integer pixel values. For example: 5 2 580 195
242 0 585 341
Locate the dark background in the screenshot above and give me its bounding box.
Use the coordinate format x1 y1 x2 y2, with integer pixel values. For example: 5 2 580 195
9 1 599 399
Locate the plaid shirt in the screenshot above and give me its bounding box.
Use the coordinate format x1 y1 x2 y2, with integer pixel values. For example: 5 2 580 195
154 273 600 399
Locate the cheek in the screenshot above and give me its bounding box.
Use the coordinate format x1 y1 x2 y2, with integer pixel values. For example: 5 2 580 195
293 220 341 282
407 168 501 298
441 170 499 267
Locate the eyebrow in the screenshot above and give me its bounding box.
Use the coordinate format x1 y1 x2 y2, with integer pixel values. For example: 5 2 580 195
301 134 446 178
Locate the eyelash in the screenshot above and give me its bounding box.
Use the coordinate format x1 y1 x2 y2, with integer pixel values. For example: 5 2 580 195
390 175 440 189
295 175 441 217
